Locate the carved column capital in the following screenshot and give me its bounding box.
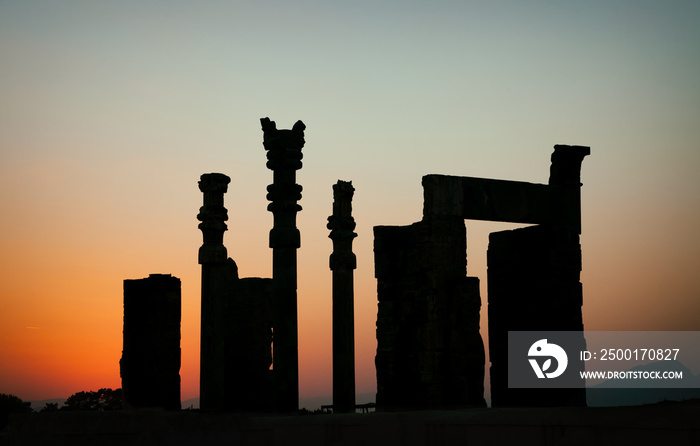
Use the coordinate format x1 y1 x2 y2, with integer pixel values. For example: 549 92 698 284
263 118 305 250
328 180 357 271
197 173 231 264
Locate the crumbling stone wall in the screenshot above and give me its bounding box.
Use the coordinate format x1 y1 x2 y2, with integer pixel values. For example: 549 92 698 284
120 274 181 410
374 217 486 410
225 274 273 412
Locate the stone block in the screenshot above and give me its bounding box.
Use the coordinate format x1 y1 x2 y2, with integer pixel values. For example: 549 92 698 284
121 274 181 410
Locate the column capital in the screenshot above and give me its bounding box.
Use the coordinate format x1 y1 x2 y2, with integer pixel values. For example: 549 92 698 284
328 180 357 270
198 173 231 193
261 118 306 151
549 145 590 186
197 173 230 264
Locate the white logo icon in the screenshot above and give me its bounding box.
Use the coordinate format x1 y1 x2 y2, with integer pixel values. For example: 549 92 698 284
528 339 568 378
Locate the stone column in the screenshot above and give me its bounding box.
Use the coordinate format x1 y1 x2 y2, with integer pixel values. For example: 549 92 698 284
120 274 181 410
261 117 305 412
327 180 357 413
197 172 231 411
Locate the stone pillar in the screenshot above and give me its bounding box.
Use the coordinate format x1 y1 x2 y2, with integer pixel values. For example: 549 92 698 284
487 225 586 407
327 180 357 413
262 117 305 412
120 274 181 410
488 144 589 407
197 173 231 411
225 277 273 412
549 144 591 234
374 217 486 410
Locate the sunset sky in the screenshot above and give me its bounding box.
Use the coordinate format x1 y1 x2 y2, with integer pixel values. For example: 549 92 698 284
1 1 699 404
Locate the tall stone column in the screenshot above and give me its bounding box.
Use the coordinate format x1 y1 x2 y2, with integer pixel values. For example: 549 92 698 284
197 172 231 411
327 180 357 413
261 117 305 412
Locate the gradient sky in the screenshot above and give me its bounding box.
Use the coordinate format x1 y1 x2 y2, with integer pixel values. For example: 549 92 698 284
1 1 699 403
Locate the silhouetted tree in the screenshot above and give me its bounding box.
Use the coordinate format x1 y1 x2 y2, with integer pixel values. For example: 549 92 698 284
40 402 60 412
0 393 32 430
62 388 123 411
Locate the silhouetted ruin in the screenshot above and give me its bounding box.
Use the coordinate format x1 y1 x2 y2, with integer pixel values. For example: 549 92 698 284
488 226 586 406
196 119 304 413
374 144 589 410
197 172 234 411
192 117 589 413
120 274 181 410
197 171 275 413
17 115 700 443
328 180 357 413
375 217 486 410
263 118 305 413
488 145 589 407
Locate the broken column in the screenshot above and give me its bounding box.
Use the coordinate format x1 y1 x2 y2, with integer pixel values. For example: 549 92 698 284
197 172 232 412
262 117 305 412
327 180 357 413
120 274 181 410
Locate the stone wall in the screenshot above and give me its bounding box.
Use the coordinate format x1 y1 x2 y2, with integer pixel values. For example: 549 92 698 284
374 217 486 410
225 276 273 412
487 225 586 407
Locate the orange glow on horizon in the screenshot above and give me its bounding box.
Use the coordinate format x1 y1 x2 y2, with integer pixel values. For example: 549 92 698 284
3 194 700 403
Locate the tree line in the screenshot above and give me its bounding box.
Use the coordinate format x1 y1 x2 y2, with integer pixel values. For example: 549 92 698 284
1 388 122 429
